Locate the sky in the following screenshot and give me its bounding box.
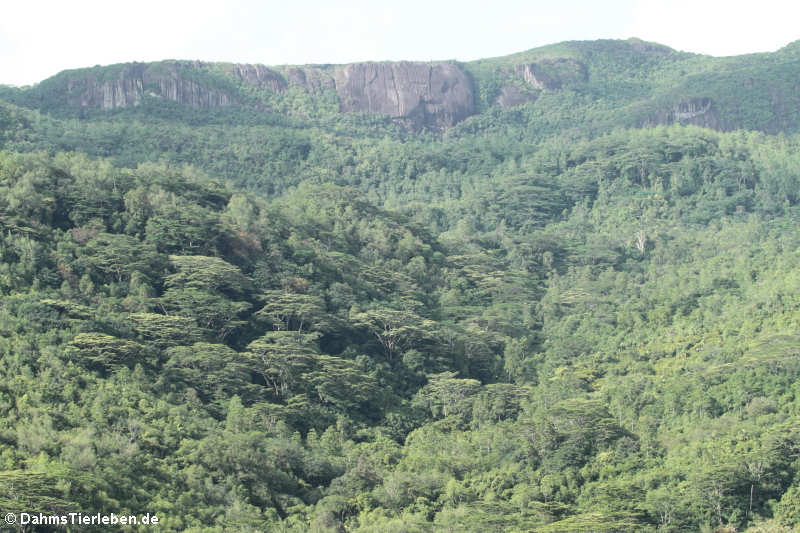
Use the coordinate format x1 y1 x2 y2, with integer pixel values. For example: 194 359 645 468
1 0 799 86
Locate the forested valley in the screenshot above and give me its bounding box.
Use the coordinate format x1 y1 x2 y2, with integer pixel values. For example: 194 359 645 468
1 39 800 532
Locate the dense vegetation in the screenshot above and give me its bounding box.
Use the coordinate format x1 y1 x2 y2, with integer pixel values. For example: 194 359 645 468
2 39 800 532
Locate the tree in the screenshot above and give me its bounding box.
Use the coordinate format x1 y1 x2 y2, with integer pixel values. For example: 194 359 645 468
159 288 251 340
245 331 321 398
689 463 748 528
350 307 438 360
145 204 223 254
128 312 203 347
414 372 481 420
256 290 334 332
77 233 161 283
165 255 250 296
302 354 378 410
65 332 146 371
634 229 647 254
0 470 79 532
165 343 254 404
775 484 800 529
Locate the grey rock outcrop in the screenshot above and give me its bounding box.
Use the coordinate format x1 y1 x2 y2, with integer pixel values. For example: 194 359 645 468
63 61 239 110
66 64 146 109
650 97 722 129
53 60 476 131
673 97 713 121
331 62 474 131
221 64 286 92
515 58 588 90
284 67 336 92
496 86 535 108
149 68 236 109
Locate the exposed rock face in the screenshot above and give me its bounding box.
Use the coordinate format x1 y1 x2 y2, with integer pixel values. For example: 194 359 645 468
66 64 145 109
496 86 535 108
515 58 588 90
282 62 475 130
221 64 286 91
148 68 236 109
64 62 240 110
284 67 336 92
673 97 713 121
651 97 722 129
332 62 474 131
55 60 476 131
516 64 559 90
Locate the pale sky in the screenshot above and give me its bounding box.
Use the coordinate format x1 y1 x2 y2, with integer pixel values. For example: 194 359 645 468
1 0 799 86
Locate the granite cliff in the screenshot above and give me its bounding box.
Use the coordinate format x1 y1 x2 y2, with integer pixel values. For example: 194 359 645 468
61 62 239 110
514 58 588 90
43 60 475 131
649 97 723 129
494 57 589 108
21 38 800 136
330 62 474 131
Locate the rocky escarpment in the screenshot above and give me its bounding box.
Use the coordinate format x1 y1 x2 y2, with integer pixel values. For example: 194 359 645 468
515 58 588 90
45 60 475 131
284 67 336 92
331 62 474 131
62 62 238 110
276 62 475 130
495 58 588 108
221 64 287 92
649 97 723 129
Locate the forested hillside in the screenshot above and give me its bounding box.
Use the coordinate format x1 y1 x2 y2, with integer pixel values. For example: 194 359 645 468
1 39 800 532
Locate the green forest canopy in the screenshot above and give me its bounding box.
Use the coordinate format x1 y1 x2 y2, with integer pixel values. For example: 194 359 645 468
1 39 800 532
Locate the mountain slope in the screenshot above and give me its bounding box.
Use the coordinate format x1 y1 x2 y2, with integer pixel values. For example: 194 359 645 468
2 39 800 532
5 38 800 136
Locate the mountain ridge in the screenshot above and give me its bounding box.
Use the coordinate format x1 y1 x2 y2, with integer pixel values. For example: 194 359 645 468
8 37 799 134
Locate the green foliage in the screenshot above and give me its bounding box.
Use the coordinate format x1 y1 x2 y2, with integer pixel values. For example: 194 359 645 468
166 255 250 295
66 332 145 371
0 470 80 515
257 290 333 332
5 40 800 531
164 343 255 405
